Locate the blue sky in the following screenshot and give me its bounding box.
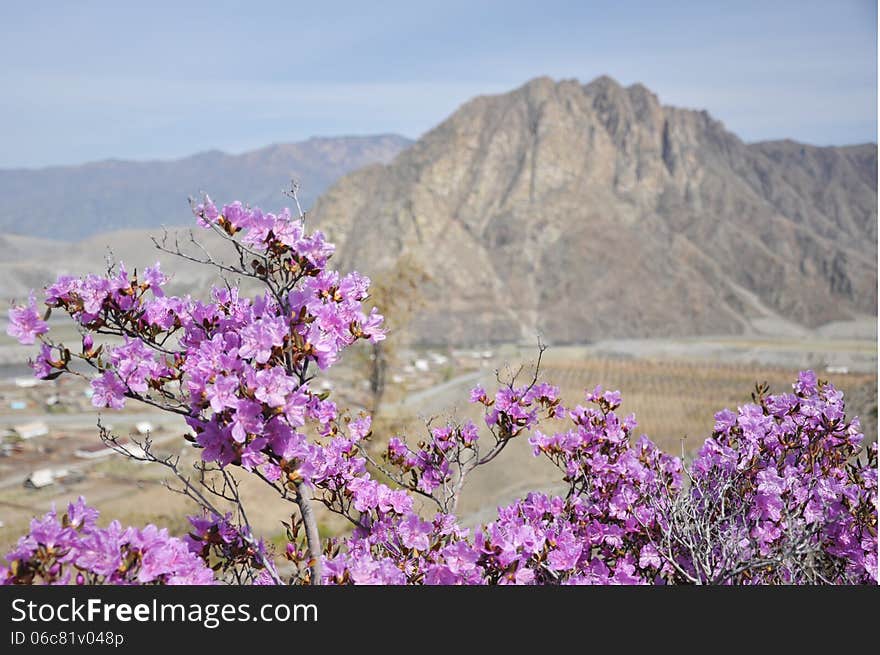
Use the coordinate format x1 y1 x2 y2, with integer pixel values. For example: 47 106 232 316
1 0 876 168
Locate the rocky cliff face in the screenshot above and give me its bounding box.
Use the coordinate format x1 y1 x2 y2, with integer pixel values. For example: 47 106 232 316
311 76 877 344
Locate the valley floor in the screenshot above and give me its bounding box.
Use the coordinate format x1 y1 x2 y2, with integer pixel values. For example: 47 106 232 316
0 325 876 556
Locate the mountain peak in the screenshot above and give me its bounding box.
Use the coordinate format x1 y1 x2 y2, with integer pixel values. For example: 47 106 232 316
311 77 877 344
586 73 622 87
625 81 660 104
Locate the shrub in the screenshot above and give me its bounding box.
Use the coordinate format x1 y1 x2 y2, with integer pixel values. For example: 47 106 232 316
4 196 876 585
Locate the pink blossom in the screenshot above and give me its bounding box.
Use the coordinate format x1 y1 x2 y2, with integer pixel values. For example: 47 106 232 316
6 293 48 345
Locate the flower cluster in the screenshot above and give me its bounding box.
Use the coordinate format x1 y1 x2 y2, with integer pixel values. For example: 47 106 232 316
6 198 384 486
6 191 875 586
315 381 671 585
321 509 479 585
192 197 335 268
314 373 876 586
186 512 274 583
385 420 479 494
471 381 564 437
686 371 877 584
1 498 214 585
472 386 680 585
476 492 650 585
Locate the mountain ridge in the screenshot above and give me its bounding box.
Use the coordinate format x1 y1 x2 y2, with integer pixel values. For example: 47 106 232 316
0 134 412 173
0 76 874 345
309 76 877 343
0 134 413 240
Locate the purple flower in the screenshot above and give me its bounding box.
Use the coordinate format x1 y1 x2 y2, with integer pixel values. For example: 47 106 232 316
66 496 99 530
230 399 264 444
2 497 216 586
221 201 249 229
349 416 372 442
143 263 168 296
398 512 432 551
240 208 275 248
195 420 237 466
7 190 874 588
266 420 307 461
252 367 295 407
639 543 662 569
44 275 79 305
206 374 240 412
469 385 488 404
546 530 582 571
460 420 479 445
348 554 406 585
239 315 288 364
73 520 129 578
794 370 818 395
360 308 386 343
193 194 219 226
240 439 268 470
272 211 303 247
294 230 335 267
143 296 182 330
80 275 111 315
603 390 622 408
109 338 162 394
387 437 409 460
7 293 48 345
31 343 55 379
611 558 645 585
91 371 127 409
348 477 380 513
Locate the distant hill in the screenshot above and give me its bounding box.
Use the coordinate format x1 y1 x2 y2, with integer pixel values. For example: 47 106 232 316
0 134 412 240
0 78 875 346
310 76 877 343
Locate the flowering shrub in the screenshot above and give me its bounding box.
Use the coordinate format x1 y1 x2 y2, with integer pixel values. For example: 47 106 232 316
4 195 877 585
185 512 276 584
1 498 213 585
676 373 878 584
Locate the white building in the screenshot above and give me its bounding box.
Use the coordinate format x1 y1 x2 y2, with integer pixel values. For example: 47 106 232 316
12 422 49 440
25 468 55 489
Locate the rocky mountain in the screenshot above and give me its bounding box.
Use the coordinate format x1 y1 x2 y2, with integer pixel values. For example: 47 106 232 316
311 76 877 344
0 134 412 240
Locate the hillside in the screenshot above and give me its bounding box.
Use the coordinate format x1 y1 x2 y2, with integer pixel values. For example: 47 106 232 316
0 134 412 240
310 76 877 344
